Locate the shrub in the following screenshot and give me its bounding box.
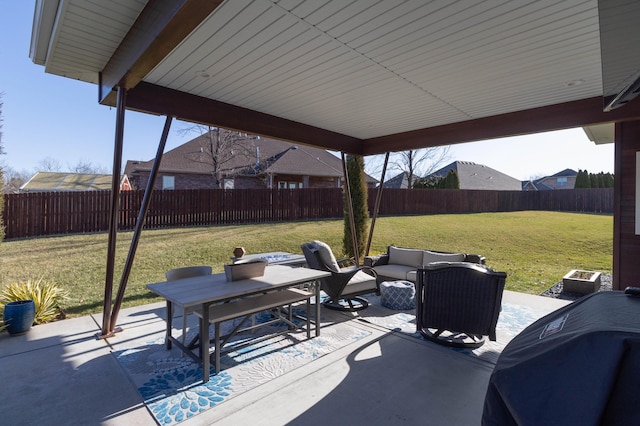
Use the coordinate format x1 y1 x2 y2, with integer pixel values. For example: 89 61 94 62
342 154 369 260
0 278 68 325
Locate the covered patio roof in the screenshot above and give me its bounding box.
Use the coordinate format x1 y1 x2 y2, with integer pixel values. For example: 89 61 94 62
31 0 640 153
29 1 640 335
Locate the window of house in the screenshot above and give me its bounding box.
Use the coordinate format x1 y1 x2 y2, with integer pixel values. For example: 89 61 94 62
223 178 234 189
557 177 568 186
277 181 302 189
162 176 175 190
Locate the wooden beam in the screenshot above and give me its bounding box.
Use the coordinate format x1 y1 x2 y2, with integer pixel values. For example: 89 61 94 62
99 0 223 104
125 82 364 154
362 97 640 155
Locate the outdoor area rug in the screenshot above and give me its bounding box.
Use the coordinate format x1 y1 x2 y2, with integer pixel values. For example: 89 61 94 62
113 308 369 425
350 294 551 365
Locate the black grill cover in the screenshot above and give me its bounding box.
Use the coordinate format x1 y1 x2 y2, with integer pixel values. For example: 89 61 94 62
482 291 640 425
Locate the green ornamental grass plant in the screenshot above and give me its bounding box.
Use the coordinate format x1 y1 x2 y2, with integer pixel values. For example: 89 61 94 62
0 212 612 318
0 278 68 325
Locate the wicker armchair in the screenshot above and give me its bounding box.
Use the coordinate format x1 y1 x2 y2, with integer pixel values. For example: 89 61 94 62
301 241 379 311
415 262 506 348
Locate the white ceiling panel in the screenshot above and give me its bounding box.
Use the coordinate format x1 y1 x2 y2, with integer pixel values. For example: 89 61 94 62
35 0 637 145
144 0 604 138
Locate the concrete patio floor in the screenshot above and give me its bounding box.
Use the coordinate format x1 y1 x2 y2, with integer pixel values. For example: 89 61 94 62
0 291 570 426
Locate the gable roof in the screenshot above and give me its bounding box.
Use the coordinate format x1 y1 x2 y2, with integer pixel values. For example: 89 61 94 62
125 134 377 183
20 172 126 192
383 172 418 189
549 169 578 178
524 169 579 190
428 161 522 191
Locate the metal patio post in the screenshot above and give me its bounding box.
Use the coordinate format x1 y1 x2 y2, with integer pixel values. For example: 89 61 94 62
109 115 173 332
100 86 126 338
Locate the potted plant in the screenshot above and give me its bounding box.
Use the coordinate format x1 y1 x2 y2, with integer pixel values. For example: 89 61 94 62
1 278 68 335
3 300 36 335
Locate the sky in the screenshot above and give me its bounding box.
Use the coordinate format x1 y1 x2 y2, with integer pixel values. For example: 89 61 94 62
0 2 614 183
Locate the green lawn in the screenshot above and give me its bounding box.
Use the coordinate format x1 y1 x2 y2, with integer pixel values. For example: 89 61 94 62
0 211 612 317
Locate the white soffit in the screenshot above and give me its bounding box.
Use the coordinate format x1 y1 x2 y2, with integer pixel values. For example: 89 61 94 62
583 123 615 144
32 0 147 84
145 0 603 139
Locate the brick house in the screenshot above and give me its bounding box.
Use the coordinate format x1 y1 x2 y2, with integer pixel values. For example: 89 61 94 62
124 133 376 190
522 169 578 191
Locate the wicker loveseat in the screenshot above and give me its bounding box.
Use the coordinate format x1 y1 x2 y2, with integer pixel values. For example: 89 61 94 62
364 245 485 283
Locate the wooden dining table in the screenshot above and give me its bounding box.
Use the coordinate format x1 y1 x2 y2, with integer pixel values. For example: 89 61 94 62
146 265 330 382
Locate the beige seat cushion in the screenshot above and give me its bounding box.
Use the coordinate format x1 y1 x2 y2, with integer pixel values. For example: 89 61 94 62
374 264 415 281
342 270 377 296
388 246 423 267
312 240 340 272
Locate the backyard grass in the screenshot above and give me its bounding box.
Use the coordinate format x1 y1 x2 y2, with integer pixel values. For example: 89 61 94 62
0 211 612 318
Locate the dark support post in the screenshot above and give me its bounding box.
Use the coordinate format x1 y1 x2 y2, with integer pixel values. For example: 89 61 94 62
109 116 173 332
341 152 360 265
100 87 126 338
365 152 389 257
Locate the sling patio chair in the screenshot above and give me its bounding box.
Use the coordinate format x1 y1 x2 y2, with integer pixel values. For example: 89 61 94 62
165 265 213 344
415 262 506 348
301 241 379 311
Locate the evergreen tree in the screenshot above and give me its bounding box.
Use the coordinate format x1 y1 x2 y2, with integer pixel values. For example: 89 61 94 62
575 169 590 188
603 172 614 188
445 169 460 189
589 173 600 188
342 154 369 261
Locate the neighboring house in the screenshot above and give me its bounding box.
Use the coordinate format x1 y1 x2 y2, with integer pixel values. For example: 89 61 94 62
383 172 419 189
124 134 377 190
20 172 131 192
425 161 522 190
522 169 577 191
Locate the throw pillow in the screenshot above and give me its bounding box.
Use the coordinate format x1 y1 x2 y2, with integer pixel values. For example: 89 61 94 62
422 250 465 265
313 240 340 272
388 246 424 267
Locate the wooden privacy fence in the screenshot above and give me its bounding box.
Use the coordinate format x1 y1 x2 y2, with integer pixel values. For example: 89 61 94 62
2 187 613 239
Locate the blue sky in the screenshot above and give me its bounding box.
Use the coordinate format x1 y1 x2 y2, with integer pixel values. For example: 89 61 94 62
1 2 614 181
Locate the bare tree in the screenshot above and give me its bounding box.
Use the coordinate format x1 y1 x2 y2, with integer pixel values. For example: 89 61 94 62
37 156 63 172
68 159 108 174
367 146 451 188
2 166 31 193
178 125 255 188
0 92 4 156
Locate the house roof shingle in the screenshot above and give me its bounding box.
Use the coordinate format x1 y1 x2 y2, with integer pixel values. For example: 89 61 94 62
125 133 377 183
428 161 522 191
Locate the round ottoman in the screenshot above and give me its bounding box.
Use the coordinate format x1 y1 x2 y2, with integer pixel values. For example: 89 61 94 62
380 280 415 310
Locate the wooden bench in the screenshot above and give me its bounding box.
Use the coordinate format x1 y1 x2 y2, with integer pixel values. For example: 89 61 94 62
193 287 313 374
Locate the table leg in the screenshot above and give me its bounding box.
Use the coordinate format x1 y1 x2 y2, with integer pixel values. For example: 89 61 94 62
166 300 173 350
315 280 321 337
200 302 210 383
215 322 221 377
